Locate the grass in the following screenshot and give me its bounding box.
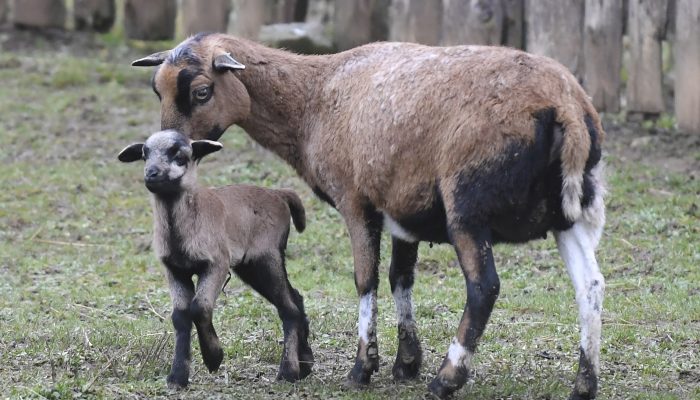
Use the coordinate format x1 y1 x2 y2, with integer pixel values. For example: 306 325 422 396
0 35 699 399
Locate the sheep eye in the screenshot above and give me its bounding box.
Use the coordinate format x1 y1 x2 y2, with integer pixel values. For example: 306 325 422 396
193 86 211 103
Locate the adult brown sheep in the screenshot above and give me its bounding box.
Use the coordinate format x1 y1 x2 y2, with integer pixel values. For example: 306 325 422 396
132 33 606 399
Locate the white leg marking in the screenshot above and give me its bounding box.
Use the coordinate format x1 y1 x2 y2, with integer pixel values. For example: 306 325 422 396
358 293 376 345
447 337 473 370
392 286 414 326
556 221 605 375
383 213 417 243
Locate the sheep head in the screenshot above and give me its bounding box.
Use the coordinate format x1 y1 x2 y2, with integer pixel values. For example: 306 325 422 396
132 34 251 141
118 130 222 195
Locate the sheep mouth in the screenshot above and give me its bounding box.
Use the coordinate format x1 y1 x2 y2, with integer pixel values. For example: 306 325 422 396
145 177 182 194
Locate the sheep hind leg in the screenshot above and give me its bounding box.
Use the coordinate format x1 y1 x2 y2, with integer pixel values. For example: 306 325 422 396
555 221 605 400
234 252 313 382
428 227 500 399
389 237 422 382
190 266 229 373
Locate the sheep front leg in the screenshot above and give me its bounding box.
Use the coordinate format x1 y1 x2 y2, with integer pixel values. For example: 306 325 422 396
555 222 605 400
165 270 195 389
190 266 229 373
341 202 383 385
429 227 500 398
389 237 422 381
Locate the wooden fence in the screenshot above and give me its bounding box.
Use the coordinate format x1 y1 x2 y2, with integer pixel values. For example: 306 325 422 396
1 0 698 134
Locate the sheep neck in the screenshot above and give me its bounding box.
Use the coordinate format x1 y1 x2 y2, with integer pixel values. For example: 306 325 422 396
151 188 199 257
221 37 330 175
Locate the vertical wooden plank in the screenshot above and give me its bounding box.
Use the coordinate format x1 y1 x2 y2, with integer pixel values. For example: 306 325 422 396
124 0 176 40
502 0 524 48
13 0 66 29
583 0 623 113
675 0 700 134
389 0 442 45
74 0 115 32
525 0 584 77
228 0 266 39
626 0 667 115
441 0 504 46
182 0 230 36
0 0 10 25
333 0 373 51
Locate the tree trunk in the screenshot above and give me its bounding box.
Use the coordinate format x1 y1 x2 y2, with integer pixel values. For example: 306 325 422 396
333 0 373 50
13 0 66 29
228 0 266 39
626 0 667 114
675 0 700 134
182 0 231 36
74 0 115 32
583 0 623 113
124 0 176 40
441 0 503 46
525 0 584 78
389 0 442 45
502 0 524 48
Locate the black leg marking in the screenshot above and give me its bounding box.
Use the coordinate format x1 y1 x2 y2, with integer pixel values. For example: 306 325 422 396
389 237 422 382
235 252 312 382
167 308 193 389
570 348 598 400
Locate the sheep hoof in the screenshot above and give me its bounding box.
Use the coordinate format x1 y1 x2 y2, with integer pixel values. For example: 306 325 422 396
298 347 314 379
166 372 189 390
202 346 224 373
427 376 461 399
392 327 422 382
569 393 596 400
347 357 379 386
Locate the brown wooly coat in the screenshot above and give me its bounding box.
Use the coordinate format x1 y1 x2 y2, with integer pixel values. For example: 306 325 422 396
134 33 605 398
146 35 602 228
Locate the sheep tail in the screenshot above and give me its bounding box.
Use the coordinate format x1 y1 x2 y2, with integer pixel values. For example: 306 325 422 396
278 189 306 233
556 103 599 222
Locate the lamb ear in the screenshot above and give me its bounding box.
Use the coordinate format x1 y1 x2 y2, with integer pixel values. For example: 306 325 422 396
213 52 245 72
132 51 170 67
192 140 223 161
118 143 144 163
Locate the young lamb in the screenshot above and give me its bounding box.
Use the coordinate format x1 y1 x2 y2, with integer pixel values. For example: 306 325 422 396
132 34 606 399
117 129 313 388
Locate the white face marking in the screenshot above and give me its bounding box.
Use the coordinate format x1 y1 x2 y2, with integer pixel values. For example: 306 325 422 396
555 221 605 374
383 213 417 243
393 286 414 326
447 337 472 369
358 293 375 345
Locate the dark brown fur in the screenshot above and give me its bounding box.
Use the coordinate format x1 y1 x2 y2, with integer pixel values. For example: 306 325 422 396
134 35 606 398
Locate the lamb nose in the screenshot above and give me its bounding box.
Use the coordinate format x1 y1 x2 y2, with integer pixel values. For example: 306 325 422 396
145 166 160 179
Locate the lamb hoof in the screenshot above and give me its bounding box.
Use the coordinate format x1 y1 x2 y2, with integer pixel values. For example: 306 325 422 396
202 347 224 373
298 348 314 379
569 391 596 400
277 363 302 382
166 372 188 390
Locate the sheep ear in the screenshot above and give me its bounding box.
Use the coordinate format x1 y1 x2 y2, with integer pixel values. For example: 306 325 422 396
213 52 245 72
192 140 223 161
132 51 170 67
118 143 144 163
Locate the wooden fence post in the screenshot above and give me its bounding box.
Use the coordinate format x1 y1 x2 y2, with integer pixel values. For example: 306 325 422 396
583 0 623 113
13 0 66 29
626 0 667 115
0 0 9 25
389 0 442 45
228 0 266 39
675 0 700 134
502 0 524 48
333 0 373 50
441 0 504 46
525 0 584 78
74 0 115 32
182 0 231 36
124 0 176 40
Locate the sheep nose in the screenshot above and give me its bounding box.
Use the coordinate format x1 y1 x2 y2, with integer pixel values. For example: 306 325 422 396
145 166 161 180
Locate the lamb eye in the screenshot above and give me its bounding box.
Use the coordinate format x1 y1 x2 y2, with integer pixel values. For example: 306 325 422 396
193 86 211 103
